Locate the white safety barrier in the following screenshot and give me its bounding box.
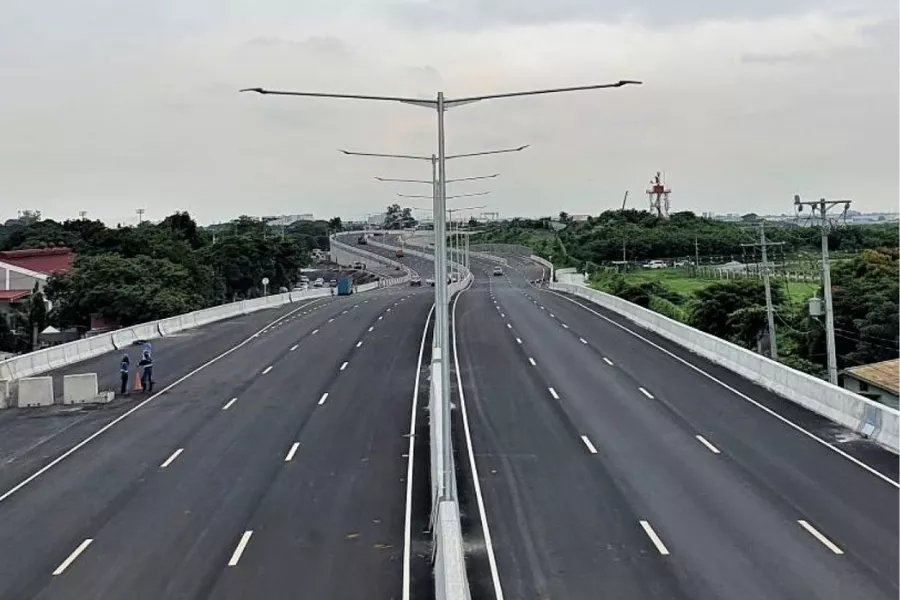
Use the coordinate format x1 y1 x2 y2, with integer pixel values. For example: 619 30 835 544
62 373 113 405
18 376 54 407
0 275 396 389
530 255 554 281
551 282 900 454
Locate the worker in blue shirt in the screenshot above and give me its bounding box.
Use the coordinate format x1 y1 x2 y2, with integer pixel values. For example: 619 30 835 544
138 350 154 393
119 354 131 395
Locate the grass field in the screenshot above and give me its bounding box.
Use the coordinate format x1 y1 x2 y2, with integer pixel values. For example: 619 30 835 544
592 268 819 305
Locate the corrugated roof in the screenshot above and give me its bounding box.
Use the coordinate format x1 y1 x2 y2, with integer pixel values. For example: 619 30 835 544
0 290 30 301
0 247 74 274
844 359 900 395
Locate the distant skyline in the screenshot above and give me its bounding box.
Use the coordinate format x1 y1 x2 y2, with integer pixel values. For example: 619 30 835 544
1 1 897 224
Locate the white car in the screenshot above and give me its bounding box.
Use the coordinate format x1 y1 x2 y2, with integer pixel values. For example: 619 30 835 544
645 260 667 269
425 278 435 286
492 267 503 276
313 278 325 288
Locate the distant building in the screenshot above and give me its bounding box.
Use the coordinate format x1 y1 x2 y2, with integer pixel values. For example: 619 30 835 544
262 214 315 226
841 358 899 409
0 246 76 325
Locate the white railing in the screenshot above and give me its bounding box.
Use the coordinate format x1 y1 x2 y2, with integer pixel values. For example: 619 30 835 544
550 282 900 455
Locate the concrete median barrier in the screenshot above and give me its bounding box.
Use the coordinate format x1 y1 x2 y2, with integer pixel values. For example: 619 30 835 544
18 376 54 407
62 373 113 405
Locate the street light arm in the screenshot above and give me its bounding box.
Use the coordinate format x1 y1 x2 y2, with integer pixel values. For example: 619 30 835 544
339 150 432 161
375 177 434 184
397 193 433 199
447 145 529 160
444 80 642 105
239 87 438 106
446 173 499 183
446 191 491 199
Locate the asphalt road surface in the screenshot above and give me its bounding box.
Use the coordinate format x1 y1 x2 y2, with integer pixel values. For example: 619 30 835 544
452 255 898 600
0 285 436 600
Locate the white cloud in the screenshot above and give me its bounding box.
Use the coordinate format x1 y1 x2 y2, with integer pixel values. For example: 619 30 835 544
0 1 896 224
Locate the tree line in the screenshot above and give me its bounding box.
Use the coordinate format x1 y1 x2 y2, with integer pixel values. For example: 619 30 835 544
473 210 899 266
472 211 899 376
0 213 341 351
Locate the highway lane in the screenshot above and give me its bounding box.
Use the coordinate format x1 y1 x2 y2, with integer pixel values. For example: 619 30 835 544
472 258 898 599
338 233 436 280
208 292 435 600
0 295 335 492
452 264 682 599
0 286 425 600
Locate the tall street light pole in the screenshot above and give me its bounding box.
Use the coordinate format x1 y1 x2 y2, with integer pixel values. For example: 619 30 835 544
398 192 491 281
411 205 488 280
240 79 642 503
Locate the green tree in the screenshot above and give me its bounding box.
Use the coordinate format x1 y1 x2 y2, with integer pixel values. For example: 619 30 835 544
688 280 783 349
46 254 206 327
328 216 343 232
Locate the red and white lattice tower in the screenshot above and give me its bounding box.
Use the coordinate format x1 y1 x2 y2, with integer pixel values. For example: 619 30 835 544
646 172 671 218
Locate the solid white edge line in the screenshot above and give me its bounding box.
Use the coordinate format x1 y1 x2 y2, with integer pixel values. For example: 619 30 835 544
695 435 721 454
228 530 254 566
549 387 560 400
580 435 598 454
222 398 238 411
451 285 505 600
402 304 435 600
52 538 94 575
0 298 324 505
797 519 844 554
318 392 329 406
546 290 900 489
284 442 300 462
528 357 537 366
340 361 348 371
603 357 614 366
262 366 273 375
639 387 654 399
160 448 184 468
639 520 670 555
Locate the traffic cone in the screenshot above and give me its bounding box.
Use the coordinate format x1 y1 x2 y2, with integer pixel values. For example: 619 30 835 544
133 371 143 392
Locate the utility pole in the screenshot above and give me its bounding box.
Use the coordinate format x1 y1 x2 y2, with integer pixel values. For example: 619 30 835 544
793 195 851 385
135 208 145 224
742 222 783 360
694 237 700 273
78 211 88 220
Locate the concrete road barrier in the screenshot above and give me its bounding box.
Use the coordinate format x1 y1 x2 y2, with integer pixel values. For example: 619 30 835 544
0 380 8 409
62 373 113 405
18 376 54 407
551 282 900 455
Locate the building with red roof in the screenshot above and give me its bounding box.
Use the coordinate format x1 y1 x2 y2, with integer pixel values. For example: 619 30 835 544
0 247 76 324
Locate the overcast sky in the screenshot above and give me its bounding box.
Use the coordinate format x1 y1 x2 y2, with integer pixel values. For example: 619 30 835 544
1 0 897 225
